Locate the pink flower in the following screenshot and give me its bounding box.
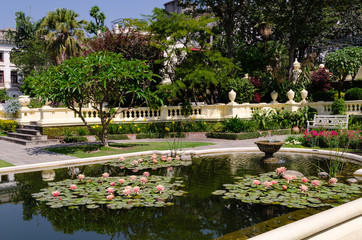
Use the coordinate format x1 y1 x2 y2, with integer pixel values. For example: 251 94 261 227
153 159 158 164
155 185 164 193
140 177 148 184
264 181 272 189
132 169 139 173
130 175 137 181
152 154 157 160
110 182 116 186
106 187 114 194
301 177 308 183
123 186 132 196
275 167 286 174
312 180 320 187
102 173 109 178
107 194 114 200
300 185 308 192
329 178 338 185
138 158 143 163
118 178 125 184
119 157 125 161
78 174 85 180
143 172 150 177
120 166 125 169
133 160 138 165
271 180 278 185
52 191 60 197
70 184 77 190
133 186 140 194
292 175 297 180
175 156 180 160
282 185 288 190
167 157 172 162
161 156 167 161
253 180 261 185
284 175 293 183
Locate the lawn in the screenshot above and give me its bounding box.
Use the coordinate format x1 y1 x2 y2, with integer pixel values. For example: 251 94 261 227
0 160 14 168
45 142 214 158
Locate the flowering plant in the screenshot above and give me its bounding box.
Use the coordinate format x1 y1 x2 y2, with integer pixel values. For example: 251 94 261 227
4 98 21 117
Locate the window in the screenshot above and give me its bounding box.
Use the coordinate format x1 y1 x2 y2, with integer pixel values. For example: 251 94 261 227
0 52 3 62
0 71 4 83
11 71 18 85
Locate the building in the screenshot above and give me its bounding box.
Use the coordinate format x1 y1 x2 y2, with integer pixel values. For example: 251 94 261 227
0 29 21 97
164 0 184 14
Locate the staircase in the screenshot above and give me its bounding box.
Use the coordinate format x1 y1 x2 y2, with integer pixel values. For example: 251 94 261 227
0 122 58 146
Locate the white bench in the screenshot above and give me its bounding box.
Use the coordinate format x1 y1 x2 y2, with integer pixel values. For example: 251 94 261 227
307 115 349 131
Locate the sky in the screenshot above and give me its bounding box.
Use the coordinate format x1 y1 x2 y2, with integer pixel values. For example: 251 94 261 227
0 0 169 29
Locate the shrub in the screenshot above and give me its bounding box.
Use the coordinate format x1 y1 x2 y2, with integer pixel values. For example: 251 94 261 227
206 132 238 140
211 122 225 132
302 130 361 149
225 116 258 133
107 134 129 140
310 68 332 92
76 127 89 136
4 98 21 117
0 120 18 132
331 99 347 114
63 136 88 143
0 89 9 103
345 88 362 100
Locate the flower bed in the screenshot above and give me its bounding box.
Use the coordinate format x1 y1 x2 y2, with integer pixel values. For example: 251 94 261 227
302 130 362 149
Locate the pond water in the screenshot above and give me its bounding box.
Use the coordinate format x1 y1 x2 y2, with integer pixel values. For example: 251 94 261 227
0 153 361 240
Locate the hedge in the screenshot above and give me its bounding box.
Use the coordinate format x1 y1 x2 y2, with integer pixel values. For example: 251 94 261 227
0 120 18 132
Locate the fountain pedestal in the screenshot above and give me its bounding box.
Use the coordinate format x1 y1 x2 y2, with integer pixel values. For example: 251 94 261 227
255 140 284 163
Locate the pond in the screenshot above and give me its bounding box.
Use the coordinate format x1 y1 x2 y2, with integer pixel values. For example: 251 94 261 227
0 152 361 240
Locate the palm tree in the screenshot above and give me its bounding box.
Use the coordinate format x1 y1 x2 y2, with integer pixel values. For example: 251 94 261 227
38 8 87 65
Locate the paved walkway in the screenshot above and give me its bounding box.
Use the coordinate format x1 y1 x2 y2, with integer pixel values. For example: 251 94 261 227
0 135 288 166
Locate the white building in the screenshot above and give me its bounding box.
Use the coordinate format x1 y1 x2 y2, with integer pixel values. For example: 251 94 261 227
0 29 21 98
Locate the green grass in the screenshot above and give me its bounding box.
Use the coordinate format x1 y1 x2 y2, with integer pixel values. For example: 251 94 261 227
45 142 214 158
0 130 7 136
0 160 14 168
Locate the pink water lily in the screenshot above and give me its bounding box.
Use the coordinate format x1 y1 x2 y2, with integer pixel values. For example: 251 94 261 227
301 177 308 183
284 175 293 183
133 186 140 194
300 185 308 192
107 194 114 200
138 158 143 163
140 177 148 184
78 174 85 180
312 180 320 187
52 191 60 197
118 179 125 184
282 185 288 190
153 159 158 164
275 167 286 174
155 185 165 193
69 184 77 190
102 173 109 178
264 181 272 189
133 160 138 165
143 172 150 177
175 156 180 160
110 182 116 186
130 175 137 181
152 154 157 160
271 180 278 185
119 157 125 161
167 157 172 162
106 187 114 194
329 178 338 185
123 186 132 196
253 180 261 185
161 156 167 161
120 166 125 169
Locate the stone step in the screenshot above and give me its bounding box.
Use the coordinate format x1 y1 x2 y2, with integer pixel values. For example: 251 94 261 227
7 132 48 141
22 124 42 131
16 128 41 136
0 136 59 146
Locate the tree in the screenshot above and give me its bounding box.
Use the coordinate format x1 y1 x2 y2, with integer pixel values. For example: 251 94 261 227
25 52 161 146
37 8 87 65
86 5 106 36
7 11 51 78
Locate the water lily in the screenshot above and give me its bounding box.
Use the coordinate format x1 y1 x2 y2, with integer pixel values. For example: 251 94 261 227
52 191 60 197
107 187 114 194
155 185 164 193
133 186 140 194
133 160 138 166
284 175 293 183
119 179 125 184
143 172 150 177
138 158 143 163
329 178 338 185
264 181 272 189
102 173 109 178
282 185 288 190
276 167 286 174
78 174 85 180
271 180 278 185
253 180 261 185
140 177 147 184
300 185 308 192
110 182 116 186
301 177 308 183
312 180 320 187
153 159 158 164
167 157 172 162
119 157 124 161
123 186 132 196
175 156 180 160
161 156 167 161
152 154 157 160
130 175 137 181
106 194 114 200
69 184 77 190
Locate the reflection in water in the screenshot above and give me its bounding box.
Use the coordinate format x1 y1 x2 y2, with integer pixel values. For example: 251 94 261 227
2 153 361 239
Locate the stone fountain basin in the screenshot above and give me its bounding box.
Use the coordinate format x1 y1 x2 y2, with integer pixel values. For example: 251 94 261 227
254 140 285 156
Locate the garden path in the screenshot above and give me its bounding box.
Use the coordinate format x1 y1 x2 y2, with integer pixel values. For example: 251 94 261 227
0 135 288 166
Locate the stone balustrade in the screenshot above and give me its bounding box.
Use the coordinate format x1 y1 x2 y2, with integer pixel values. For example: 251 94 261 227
0 90 361 127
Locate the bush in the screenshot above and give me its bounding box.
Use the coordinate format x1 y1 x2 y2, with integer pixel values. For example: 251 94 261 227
345 88 362 100
211 122 225 132
225 117 258 133
0 120 18 132
331 99 347 114
0 89 9 103
107 134 129 140
206 132 238 140
63 136 88 143
310 68 332 92
302 130 361 149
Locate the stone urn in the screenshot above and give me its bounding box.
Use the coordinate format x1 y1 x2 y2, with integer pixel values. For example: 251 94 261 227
18 95 30 107
286 89 296 103
300 89 308 103
271 91 278 103
228 90 236 102
255 140 285 163
42 169 55 181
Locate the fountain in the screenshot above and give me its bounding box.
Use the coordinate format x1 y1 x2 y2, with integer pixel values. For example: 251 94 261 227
255 138 285 163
